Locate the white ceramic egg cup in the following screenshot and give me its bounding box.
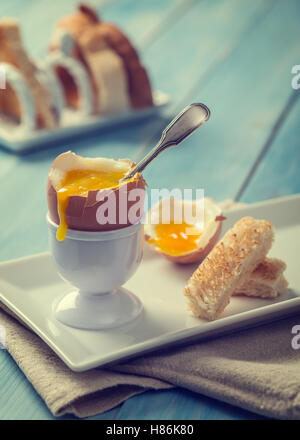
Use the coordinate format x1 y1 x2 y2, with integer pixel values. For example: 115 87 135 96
47 214 143 330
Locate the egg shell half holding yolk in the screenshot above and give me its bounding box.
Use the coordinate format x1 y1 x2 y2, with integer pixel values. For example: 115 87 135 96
144 197 225 264
47 151 146 238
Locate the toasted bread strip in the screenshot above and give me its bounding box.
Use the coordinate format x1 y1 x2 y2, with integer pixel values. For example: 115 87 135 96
235 274 288 298
184 217 274 320
0 19 57 129
233 257 288 298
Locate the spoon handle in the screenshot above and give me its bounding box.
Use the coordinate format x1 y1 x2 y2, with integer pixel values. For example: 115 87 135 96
122 103 210 181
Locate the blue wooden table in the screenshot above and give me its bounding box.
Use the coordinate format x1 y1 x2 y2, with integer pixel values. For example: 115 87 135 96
0 0 299 420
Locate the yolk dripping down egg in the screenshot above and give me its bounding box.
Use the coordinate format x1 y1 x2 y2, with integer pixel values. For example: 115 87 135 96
47 152 145 242
55 168 127 241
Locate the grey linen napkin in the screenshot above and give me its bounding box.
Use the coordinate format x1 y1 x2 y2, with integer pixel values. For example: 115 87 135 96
1 201 300 419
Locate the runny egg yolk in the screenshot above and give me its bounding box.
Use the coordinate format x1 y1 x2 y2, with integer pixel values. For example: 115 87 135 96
55 168 127 242
148 222 202 256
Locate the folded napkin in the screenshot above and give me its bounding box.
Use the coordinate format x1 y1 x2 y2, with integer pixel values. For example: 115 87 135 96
1 201 300 420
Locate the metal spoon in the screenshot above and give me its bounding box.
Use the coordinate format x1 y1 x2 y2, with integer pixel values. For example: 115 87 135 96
120 103 210 182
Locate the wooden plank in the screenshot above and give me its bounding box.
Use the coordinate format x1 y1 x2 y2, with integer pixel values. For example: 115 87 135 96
140 0 274 104
100 0 194 50
138 0 300 205
0 0 298 421
240 94 300 202
0 0 25 16
108 388 265 420
0 0 187 58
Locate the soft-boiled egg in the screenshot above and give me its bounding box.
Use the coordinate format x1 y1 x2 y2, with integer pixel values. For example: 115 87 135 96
47 151 146 241
144 197 225 264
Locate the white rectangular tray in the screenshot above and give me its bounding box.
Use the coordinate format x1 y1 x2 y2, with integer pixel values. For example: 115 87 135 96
0 194 300 371
0 91 169 152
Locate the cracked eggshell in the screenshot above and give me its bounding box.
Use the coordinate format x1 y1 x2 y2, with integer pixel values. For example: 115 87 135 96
144 197 225 264
47 151 146 232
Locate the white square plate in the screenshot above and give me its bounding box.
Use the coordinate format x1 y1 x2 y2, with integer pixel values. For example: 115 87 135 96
0 195 300 371
0 91 169 152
